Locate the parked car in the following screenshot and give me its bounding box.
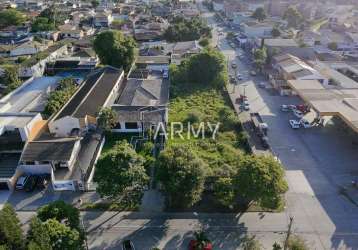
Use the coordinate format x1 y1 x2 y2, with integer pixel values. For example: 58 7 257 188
230 76 237 84
300 119 311 128
16 175 29 190
281 104 296 112
242 100 250 111
122 240 135 250
231 62 237 68
24 175 38 192
289 119 300 129
258 82 265 88
250 70 257 76
293 109 304 118
296 104 310 113
163 70 168 78
237 73 243 80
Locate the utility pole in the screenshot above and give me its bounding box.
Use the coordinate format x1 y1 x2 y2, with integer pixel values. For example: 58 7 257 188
284 216 294 250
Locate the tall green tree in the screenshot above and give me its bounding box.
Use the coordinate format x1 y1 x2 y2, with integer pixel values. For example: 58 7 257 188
271 27 281 38
94 141 149 199
37 201 80 230
43 219 82 250
93 30 137 71
213 177 236 207
97 107 117 131
31 17 55 32
252 7 267 22
156 145 206 208
0 9 26 28
186 48 227 88
43 78 77 116
253 47 267 72
283 6 304 28
0 204 24 250
234 155 288 209
164 17 211 42
26 217 52 250
0 65 21 94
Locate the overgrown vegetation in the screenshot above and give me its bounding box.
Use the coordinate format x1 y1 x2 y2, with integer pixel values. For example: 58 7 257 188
156 49 287 210
164 16 211 42
93 30 137 72
31 17 55 32
43 77 77 116
0 9 26 28
0 65 21 94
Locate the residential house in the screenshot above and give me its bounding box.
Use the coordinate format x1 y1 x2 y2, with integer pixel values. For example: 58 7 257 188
171 40 202 64
94 12 113 27
240 21 274 38
9 41 48 57
270 53 328 95
112 77 169 133
19 42 69 78
17 66 124 191
48 66 124 137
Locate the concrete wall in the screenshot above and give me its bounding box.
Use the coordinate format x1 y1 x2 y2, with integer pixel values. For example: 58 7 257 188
48 116 81 137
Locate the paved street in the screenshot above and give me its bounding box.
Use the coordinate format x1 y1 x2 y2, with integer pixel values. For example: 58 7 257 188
204 4 358 250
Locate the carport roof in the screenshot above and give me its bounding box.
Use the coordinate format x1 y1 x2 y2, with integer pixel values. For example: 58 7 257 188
288 80 358 133
20 138 80 162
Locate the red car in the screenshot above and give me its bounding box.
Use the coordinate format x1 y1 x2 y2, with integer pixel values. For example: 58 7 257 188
189 240 213 250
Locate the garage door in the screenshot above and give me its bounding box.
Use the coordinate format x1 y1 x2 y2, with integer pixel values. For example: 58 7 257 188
0 182 9 190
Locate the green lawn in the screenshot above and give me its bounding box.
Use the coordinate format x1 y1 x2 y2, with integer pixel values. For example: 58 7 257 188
168 84 250 175
101 132 142 156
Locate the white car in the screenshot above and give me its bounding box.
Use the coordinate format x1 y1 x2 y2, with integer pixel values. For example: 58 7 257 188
237 73 243 80
289 119 300 129
250 70 257 76
243 100 250 110
300 119 311 128
293 109 304 118
16 175 29 190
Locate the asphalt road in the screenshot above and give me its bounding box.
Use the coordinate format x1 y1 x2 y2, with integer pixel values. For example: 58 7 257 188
205 5 358 250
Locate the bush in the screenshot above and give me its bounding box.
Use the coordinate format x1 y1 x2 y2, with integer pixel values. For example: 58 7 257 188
287 235 310 250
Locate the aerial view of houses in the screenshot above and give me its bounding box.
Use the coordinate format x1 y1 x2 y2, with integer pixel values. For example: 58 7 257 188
0 0 357 249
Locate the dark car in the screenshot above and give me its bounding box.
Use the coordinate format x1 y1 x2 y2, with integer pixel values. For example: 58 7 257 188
24 175 38 192
36 174 51 189
122 240 135 250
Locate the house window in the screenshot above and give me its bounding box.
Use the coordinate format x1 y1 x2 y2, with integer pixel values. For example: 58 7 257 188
113 123 122 129
125 122 138 129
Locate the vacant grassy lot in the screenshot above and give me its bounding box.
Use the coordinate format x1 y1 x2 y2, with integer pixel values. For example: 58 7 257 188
168 83 250 175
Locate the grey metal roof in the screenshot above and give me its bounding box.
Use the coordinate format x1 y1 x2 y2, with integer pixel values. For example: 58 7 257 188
53 66 124 120
20 138 80 162
116 78 169 106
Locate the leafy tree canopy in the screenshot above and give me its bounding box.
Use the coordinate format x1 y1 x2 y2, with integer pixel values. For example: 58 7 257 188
31 17 55 32
0 65 21 94
43 219 81 250
43 77 77 116
37 200 80 230
0 9 26 28
170 48 228 89
97 107 117 131
252 7 267 22
271 27 281 38
0 203 24 250
93 30 137 71
283 6 304 28
164 16 211 42
253 47 267 71
94 141 149 199
27 217 52 250
234 155 288 209
156 145 207 208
